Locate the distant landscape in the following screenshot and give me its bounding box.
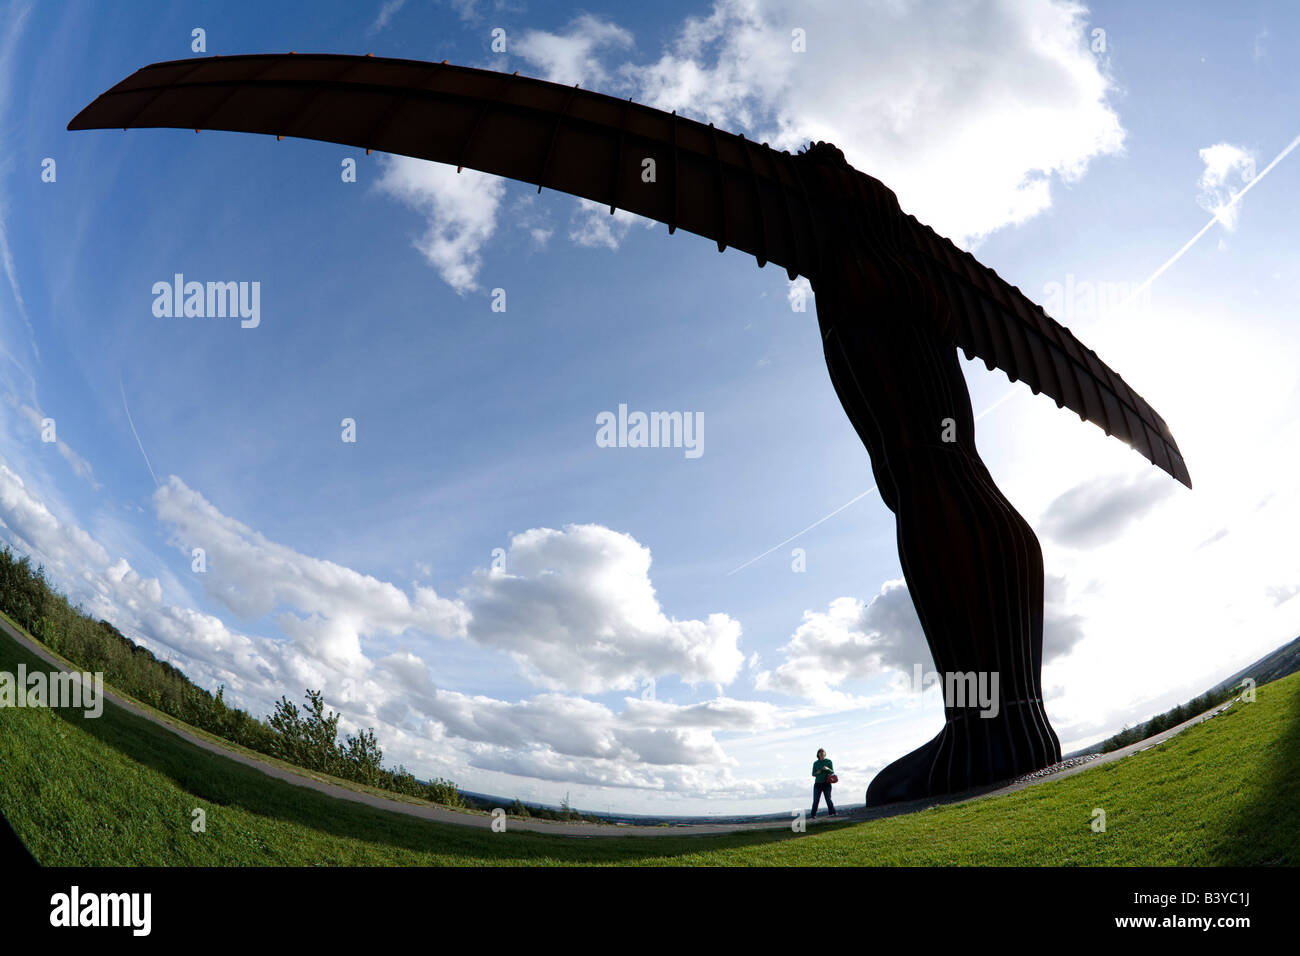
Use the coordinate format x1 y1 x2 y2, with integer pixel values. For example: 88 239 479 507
3 540 1296 827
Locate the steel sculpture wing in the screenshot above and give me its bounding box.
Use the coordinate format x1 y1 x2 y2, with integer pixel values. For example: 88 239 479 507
68 52 1190 487
902 216 1191 487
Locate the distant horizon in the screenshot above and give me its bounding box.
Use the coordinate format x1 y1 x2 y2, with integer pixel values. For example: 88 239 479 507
6 546 1280 821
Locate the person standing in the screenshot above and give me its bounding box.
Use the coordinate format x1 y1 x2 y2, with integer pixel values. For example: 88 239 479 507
811 748 836 817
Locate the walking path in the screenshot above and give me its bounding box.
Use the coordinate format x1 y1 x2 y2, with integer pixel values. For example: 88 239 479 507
1 615 1232 838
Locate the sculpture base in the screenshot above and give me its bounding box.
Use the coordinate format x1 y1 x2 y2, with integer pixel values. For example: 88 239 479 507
865 707 1061 806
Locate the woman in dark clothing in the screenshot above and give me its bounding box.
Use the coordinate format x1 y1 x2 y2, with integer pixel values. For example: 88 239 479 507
811 748 836 817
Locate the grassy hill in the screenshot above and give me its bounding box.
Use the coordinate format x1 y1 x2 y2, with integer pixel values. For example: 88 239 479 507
2 621 1296 866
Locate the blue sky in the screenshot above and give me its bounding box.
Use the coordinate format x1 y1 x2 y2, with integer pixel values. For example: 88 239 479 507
1 0 1298 814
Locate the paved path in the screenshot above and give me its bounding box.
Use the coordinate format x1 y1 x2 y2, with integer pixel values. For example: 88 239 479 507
0 615 1232 838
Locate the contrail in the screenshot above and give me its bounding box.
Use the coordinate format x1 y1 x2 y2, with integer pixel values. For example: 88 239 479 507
120 377 159 488
973 383 1023 423
726 130 1300 575
726 485 878 576
1101 129 1300 323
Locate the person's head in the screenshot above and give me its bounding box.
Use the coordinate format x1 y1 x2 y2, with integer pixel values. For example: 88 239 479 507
816 749 826 759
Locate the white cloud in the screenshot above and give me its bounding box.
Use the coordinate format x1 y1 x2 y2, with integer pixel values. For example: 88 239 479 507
758 572 1087 703
1197 142 1256 230
366 0 406 35
4 394 98 487
509 193 554 248
139 480 760 775
149 479 745 700
447 0 483 22
0 457 797 793
514 14 635 86
0 461 352 712
1039 469 1177 549
621 695 783 732
511 17 650 253
152 476 469 670
422 691 732 767
374 157 507 294
567 198 654 250
786 276 811 311
0 460 109 570
461 523 745 693
755 581 921 705
385 1 1125 286
623 0 1126 245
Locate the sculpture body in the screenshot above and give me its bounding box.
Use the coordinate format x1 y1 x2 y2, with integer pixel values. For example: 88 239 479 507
802 144 1060 801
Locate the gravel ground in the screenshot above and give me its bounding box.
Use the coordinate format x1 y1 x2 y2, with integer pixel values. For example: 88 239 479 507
1010 753 1102 783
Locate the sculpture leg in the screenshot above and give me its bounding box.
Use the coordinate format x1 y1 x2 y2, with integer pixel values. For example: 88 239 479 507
816 300 1061 805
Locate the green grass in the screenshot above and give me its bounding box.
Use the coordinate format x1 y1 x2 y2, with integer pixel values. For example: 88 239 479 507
2 623 1297 865
0 610 484 816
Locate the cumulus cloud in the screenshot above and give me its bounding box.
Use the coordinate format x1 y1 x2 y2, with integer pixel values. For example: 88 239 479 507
0 463 244 690
1039 469 1175 549
514 18 655 254
621 695 783 731
514 14 635 86
0 464 357 719
468 746 713 790
153 476 468 670
426 691 729 768
568 198 655 250
387 1 1126 287
623 0 1125 245
756 580 924 704
374 157 507 294
152 480 742 697
369 15 640 277
758 572 1087 702
0 460 108 570
455 699 803 794
461 523 744 693
787 276 811 311
1 459 794 791
354 676 796 791
144 481 757 766
1196 142 1256 230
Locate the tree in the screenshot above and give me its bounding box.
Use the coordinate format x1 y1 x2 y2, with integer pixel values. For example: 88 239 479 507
342 727 384 785
268 689 343 773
